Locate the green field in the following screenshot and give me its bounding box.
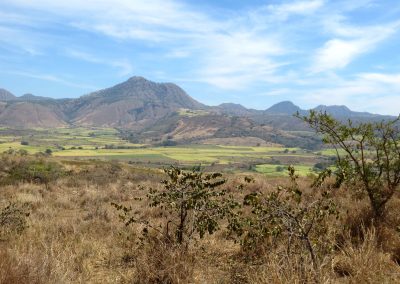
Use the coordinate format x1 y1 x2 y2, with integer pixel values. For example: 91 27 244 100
255 164 315 176
0 127 332 176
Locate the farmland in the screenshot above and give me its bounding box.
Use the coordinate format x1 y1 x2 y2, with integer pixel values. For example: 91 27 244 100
1 118 400 284
0 127 331 176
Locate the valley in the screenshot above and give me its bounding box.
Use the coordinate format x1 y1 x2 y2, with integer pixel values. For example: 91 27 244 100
0 126 331 176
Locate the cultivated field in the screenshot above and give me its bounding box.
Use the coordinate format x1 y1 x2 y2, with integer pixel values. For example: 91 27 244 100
0 127 329 176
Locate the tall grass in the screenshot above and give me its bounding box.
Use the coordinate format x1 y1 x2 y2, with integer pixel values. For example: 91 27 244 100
0 156 399 283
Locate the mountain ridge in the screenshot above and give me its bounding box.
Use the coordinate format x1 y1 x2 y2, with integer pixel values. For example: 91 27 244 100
0 76 394 131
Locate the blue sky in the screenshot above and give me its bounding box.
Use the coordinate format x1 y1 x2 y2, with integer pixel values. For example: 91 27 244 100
1 0 400 115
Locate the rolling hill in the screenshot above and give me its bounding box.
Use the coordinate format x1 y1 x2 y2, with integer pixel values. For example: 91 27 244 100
0 76 395 148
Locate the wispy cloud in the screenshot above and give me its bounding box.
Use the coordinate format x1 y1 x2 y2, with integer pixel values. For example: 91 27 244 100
1 0 298 89
1 0 399 113
266 0 325 21
312 20 400 72
65 49 133 76
6 70 97 90
0 26 43 55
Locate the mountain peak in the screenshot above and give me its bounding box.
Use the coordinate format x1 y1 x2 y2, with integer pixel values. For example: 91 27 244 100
19 93 52 101
313 105 352 116
314 104 350 111
218 103 247 109
0 88 17 101
127 76 148 83
266 101 302 115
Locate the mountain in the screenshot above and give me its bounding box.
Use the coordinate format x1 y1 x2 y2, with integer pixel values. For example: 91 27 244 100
265 101 303 115
312 105 378 118
0 89 17 101
0 101 66 128
66 76 205 128
130 111 319 148
19 93 53 101
214 103 261 116
0 76 394 148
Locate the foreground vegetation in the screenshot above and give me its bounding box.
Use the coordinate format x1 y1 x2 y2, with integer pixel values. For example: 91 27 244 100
0 161 399 282
1 113 400 283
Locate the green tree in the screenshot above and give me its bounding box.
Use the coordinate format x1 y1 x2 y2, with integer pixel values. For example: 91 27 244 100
113 167 238 244
229 166 337 269
299 111 400 218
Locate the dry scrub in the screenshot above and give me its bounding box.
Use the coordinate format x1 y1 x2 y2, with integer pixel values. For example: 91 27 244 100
0 154 400 283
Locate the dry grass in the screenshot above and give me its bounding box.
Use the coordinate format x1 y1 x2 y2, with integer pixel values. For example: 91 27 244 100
0 156 400 283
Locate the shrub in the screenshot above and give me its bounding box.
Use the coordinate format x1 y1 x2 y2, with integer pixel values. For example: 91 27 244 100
299 111 400 218
229 166 338 269
0 156 65 189
160 140 178 147
0 202 30 239
113 167 238 245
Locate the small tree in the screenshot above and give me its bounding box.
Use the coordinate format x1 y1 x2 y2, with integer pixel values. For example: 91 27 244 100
113 167 238 245
229 166 337 269
299 111 400 218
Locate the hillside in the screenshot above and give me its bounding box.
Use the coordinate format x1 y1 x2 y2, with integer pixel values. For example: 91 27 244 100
68 76 205 128
0 77 206 129
0 88 17 101
0 76 394 148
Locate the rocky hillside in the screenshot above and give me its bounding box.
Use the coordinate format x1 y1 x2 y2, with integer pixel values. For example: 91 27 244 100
0 77 205 129
0 76 394 148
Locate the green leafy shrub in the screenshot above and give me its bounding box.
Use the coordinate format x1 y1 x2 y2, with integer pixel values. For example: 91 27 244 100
113 166 238 245
0 154 65 189
229 166 338 269
299 111 400 218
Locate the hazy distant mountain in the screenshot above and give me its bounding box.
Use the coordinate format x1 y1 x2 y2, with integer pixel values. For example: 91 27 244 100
0 76 394 142
67 76 205 128
312 105 379 118
19 93 53 101
214 103 261 116
0 88 17 101
265 101 303 115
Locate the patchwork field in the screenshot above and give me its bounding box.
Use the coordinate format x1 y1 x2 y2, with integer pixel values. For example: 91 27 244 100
0 127 331 176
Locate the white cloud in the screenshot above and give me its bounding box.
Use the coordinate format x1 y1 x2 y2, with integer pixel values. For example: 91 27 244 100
312 21 400 72
5 0 320 89
266 0 325 21
358 72 400 86
0 26 43 55
65 49 133 76
6 70 97 89
1 0 400 112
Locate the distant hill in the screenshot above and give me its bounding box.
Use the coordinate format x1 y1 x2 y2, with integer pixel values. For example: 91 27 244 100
312 105 379 118
0 89 17 101
0 101 66 128
0 76 395 148
265 101 303 115
19 93 53 101
214 103 261 116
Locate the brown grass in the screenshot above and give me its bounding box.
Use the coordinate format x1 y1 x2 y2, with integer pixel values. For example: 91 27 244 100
0 157 400 283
